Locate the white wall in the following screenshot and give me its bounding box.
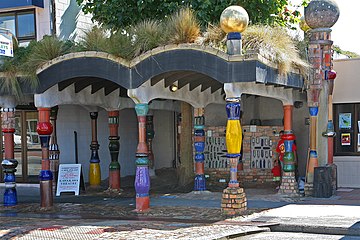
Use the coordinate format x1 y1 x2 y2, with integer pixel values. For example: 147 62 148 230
333 58 360 103
56 105 175 182
36 1 51 40
334 156 360 188
55 0 94 41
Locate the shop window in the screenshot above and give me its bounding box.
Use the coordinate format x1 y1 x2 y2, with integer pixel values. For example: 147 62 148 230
334 103 360 155
0 10 36 44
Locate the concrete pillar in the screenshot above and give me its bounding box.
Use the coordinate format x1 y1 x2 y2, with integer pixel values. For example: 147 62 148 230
37 108 54 208
194 107 206 191
108 110 121 191
134 103 150 212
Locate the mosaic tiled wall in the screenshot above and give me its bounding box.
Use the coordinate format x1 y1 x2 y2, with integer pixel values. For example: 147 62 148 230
204 125 283 187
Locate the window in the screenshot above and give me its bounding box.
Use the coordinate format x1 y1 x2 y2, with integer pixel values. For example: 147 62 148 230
0 10 36 44
334 103 360 155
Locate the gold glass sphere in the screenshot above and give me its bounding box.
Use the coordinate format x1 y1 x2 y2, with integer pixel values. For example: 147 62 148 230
220 5 249 33
299 16 311 32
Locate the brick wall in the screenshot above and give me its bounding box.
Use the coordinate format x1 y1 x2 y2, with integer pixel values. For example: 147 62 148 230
204 125 283 188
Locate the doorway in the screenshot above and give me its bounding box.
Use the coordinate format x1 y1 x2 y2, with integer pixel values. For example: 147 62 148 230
5 110 42 183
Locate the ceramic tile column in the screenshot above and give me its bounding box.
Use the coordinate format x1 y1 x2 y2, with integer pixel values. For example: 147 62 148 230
1 107 18 206
89 112 101 188
278 105 299 196
37 108 54 208
108 110 120 191
194 108 206 191
49 106 60 194
146 114 155 174
221 98 246 215
134 104 150 211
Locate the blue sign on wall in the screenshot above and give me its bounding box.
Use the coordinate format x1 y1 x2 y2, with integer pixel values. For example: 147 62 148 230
0 0 44 9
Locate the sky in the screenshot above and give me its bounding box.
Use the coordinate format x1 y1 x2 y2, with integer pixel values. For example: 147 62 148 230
291 0 360 55
331 0 360 55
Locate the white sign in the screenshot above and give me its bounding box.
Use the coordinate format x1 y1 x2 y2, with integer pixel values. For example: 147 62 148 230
56 164 81 196
250 125 257 132
0 34 13 57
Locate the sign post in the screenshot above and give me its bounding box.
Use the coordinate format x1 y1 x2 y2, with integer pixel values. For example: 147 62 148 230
0 29 14 57
56 164 81 196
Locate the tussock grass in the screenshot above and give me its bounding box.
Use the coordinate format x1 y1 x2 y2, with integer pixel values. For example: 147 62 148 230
79 27 108 51
131 20 165 56
107 30 134 60
242 25 309 76
165 8 201 44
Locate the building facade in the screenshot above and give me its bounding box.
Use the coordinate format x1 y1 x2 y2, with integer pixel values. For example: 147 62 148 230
333 58 360 188
0 0 339 213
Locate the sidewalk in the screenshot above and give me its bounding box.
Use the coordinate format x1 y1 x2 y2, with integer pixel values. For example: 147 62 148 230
1 185 360 239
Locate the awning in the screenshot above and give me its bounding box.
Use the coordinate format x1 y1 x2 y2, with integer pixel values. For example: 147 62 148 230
0 0 44 9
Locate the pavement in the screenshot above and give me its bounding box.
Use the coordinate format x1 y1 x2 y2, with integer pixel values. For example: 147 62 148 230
1 184 360 239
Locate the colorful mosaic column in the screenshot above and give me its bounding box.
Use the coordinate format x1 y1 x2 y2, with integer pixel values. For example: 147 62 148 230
37 108 54 208
279 105 299 196
282 105 296 172
322 64 337 165
221 98 246 215
89 112 101 188
135 104 150 211
1 108 18 206
307 107 319 185
304 0 339 196
108 110 120 191
194 108 206 191
49 106 60 194
146 115 155 171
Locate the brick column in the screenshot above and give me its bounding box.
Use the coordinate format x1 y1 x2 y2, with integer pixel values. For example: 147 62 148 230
37 108 54 208
134 103 150 211
1 107 18 206
108 110 120 191
89 112 101 188
194 108 206 191
221 98 246 215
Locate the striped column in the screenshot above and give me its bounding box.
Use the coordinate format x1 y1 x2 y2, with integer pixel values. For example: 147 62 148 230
1 107 18 206
108 110 120 191
134 103 150 211
225 98 242 188
146 115 155 171
49 106 60 194
221 97 247 215
282 105 296 172
323 69 337 165
89 112 101 188
194 108 206 191
37 108 54 208
307 107 319 183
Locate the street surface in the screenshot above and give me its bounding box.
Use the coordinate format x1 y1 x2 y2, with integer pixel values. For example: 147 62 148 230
1 184 360 239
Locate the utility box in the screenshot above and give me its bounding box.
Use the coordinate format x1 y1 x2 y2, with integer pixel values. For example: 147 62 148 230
314 166 333 198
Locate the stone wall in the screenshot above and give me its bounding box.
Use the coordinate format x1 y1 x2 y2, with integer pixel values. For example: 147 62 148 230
204 125 283 188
